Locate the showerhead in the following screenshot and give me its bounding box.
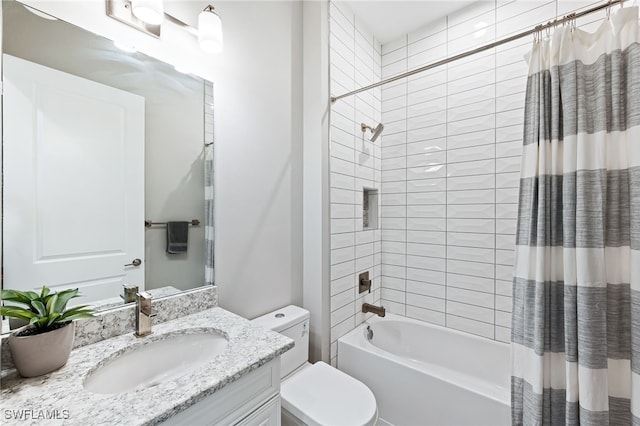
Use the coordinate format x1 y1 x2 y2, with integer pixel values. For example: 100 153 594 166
361 122 385 142
370 123 384 142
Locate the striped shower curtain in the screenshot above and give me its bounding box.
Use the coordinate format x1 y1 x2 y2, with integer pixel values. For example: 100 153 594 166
511 6 640 425
204 142 214 286
204 81 215 287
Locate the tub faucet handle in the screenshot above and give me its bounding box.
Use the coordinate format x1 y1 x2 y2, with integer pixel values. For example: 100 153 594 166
359 271 372 294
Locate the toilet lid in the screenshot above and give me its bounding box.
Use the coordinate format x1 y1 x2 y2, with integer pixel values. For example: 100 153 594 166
281 361 377 426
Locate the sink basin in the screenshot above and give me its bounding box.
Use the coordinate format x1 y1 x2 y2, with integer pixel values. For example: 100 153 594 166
83 331 229 394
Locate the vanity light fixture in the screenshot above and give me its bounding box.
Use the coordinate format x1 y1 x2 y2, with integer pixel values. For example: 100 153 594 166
106 0 161 38
198 5 223 54
106 0 223 54
131 0 164 26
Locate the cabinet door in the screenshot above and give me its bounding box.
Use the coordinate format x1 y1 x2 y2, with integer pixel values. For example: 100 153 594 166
159 359 280 426
234 396 280 426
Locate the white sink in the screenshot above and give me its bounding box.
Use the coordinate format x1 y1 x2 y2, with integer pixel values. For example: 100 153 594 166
83 331 229 394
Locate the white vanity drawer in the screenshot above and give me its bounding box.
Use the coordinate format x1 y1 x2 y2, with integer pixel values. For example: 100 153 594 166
234 395 280 426
161 358 281 426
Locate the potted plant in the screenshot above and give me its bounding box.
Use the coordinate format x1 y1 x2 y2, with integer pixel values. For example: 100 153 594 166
0 286 95 377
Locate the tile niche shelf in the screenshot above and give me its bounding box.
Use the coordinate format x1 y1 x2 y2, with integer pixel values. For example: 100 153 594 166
362 187 378 230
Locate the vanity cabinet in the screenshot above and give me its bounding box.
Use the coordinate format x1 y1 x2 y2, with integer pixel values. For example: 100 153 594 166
235 395 280 426
161 358 281 425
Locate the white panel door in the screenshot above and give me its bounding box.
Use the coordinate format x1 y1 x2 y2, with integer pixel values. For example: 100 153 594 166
3 54 145 305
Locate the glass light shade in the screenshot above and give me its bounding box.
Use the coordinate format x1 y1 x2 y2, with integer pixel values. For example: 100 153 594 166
131 0 164 25
199 9 223 54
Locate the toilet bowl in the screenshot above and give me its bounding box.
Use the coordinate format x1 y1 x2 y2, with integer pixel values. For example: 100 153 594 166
252 305 378 426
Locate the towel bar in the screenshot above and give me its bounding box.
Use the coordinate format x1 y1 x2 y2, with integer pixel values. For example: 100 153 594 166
144 219 200 228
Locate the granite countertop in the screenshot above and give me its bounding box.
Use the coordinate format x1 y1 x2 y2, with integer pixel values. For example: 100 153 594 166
0 307 294 426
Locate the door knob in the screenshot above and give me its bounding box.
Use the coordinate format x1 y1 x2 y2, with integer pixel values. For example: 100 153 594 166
125 258 142 267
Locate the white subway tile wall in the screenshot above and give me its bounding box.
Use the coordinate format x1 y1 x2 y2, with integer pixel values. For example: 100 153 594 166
376 0 602 342
329 1 382 367
330 0 608 349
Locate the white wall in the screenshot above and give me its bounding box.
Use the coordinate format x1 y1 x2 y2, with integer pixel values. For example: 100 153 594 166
212 0 303 319
328 1 383 367
302 0 331 363
14 0 305 319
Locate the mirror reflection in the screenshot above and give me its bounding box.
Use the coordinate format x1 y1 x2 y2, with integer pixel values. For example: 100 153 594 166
2 0 214 317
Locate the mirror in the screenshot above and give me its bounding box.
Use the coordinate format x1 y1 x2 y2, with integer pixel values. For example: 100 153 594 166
1 0 214 318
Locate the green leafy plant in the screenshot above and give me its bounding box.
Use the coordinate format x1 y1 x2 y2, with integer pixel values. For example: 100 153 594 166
0 286 94 334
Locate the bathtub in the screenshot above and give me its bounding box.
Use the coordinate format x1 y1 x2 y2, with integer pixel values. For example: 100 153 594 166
337 314 510 426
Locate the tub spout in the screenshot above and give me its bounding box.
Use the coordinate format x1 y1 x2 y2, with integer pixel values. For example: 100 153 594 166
362 303 386 317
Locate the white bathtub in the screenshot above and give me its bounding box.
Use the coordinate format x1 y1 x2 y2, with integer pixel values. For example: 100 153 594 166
337 313 510 426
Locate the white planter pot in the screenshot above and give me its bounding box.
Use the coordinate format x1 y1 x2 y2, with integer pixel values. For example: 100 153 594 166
9 321 75 378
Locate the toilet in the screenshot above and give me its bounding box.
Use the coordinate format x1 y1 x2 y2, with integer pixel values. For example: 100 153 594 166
252 305 378 426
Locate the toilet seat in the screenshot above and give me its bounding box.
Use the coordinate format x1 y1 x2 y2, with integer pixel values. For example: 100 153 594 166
281 361 378 426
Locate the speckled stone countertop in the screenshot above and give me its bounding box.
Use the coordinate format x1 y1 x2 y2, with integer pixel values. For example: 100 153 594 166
0 308 293 426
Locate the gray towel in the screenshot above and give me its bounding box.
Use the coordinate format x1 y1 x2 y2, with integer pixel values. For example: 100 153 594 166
166 221 188 254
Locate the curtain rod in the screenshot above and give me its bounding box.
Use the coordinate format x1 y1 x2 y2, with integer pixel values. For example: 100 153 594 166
330 0 624 103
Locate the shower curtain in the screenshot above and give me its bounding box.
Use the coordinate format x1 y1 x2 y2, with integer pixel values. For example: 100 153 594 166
511 7 639 425
204 142 215 286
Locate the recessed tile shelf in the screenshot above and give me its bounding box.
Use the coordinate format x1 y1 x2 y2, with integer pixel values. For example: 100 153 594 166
363 187 379 230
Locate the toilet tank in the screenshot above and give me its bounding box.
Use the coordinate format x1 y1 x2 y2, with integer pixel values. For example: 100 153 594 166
251 305 309 378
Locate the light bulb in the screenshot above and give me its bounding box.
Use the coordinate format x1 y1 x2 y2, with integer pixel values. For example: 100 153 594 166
131 0 164 25
199 7 223 54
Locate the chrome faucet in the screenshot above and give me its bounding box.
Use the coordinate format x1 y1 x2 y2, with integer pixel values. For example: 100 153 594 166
135 291 157 337
362 303 386 317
